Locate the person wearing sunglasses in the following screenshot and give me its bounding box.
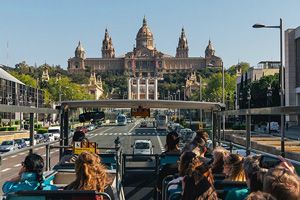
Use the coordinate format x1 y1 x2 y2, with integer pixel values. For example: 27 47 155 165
2 153 57 194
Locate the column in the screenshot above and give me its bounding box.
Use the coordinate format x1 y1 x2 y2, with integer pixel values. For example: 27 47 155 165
137 78 140 100
154 78 158 100
146 78 149 100
128 78 132 100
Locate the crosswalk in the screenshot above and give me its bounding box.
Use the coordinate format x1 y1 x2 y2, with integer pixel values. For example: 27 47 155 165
87 132 167 137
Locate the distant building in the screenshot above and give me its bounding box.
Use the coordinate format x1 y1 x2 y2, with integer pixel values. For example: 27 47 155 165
236 61 280 109
68 17 222 77
0 66 45 120
80 71 104 100
285 26 300 125
185 71 200 100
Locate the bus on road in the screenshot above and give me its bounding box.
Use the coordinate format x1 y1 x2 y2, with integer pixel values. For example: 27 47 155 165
156 114 168 130
117 114 127 126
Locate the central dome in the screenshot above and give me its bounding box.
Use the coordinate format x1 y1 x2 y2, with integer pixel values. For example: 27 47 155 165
136 17 154 50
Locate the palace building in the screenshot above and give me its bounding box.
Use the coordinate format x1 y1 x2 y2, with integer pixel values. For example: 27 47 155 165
68 17 222 77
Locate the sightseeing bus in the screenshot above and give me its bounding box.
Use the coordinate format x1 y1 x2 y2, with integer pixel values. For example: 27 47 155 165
156 114 168 130
117 114 127 126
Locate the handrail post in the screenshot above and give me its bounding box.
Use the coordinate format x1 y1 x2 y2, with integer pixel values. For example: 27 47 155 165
230 141 233 153
122 154 126 184
59 107 64 159
155 154 159 174
212 111 217 148
45 143 50 171
246 114 251 156
30 113 34 154
218 114 221 144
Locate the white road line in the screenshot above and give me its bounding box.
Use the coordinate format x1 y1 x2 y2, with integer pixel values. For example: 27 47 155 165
42 154 46 157
109 133 113 135
19 152 26 155
55 150 59 152
14 164 21 167
138 133 141 135
152 133 155 135
128 133 132 135
104 133 108 135
11 155 17 158
143 133 146 135
1 168 11 172
100 133 103 135
3 158 7 161
128 122 139 133
103 127 115 133
147 133 151 135
114 133 117 135
124 133 127 135
157 135 164 153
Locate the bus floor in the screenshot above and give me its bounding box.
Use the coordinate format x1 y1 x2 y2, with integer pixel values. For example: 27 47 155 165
123 170 157 200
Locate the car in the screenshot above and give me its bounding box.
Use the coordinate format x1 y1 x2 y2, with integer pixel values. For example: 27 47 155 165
76 126 87 133
131 139 154 160
48 127 61 140
14 139 27 149
43 133 55 142
0 140 18 152
97 122 103 127
266 122 280 133
86 125 93 131
68 129 75 138
140 121 147 127
34 134 44 144
127 118 132 123
183 131 196 142
22 137 36 146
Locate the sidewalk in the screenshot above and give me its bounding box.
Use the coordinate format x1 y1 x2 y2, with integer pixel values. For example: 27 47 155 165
254 125 300 140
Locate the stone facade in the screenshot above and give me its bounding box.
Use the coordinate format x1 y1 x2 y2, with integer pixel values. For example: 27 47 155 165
68 17 222 77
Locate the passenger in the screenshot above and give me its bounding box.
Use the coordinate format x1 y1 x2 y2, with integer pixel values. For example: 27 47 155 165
245 191 277 200
263 166 300 200
225 154 268 200
182 163 218 200
168 151 200 189
65 150 115 200
193 130 213 157
211 146 229 174
182 137 211 165
56 136 89 166
164 131 180 153
2 153 57 194
223 154 246 181
63 131 86 156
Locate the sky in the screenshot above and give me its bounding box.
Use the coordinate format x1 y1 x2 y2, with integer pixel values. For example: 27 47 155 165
0 0 300 70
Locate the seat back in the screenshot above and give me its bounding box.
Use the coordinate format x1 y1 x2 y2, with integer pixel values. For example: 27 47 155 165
214 180 247 190
6 190 112 200
165 181 182 200
159 152 180 166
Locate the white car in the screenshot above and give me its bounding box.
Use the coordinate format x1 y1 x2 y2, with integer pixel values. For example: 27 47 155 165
86 125 93 131
132 139 154 155
44 133 55 142
48 127 60 140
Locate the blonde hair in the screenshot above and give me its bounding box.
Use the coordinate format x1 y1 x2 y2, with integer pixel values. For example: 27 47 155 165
67 151 108 198
212 146 230 174
225 154 246 181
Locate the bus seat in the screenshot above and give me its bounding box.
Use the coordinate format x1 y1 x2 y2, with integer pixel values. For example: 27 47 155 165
165 182 182 200
159 152 180 166
213 173 226 181
161 175 176 200
53 172 76 185
168 191 181 200
54 163 75 170
214 180 247 190
216 189 229 200
5 190 112 200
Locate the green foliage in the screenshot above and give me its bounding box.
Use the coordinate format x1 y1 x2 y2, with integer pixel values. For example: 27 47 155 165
15 121 20 125
227 62 251 76
232 124 254 131
34 124 42 128
24 124 29 129
0 127 8 131
38 129 48 134
7 127 17 131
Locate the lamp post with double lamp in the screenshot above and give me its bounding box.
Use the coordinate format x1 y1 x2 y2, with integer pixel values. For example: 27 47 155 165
267 84 273 134
246 88 251 155
253 18 285 156
233 92 237 125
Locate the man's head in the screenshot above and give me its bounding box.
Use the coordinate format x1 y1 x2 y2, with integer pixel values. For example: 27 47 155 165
263 166 300 200
182 138 206 157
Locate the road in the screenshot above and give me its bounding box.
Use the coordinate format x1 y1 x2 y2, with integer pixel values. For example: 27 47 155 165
0 120 168 193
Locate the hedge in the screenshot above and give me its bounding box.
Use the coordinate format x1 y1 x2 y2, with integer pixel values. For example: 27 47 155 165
34 124 42 129
8 127 17 131
232 124 254 131
38 129 48 134
15 121 20 125
0 127 8 131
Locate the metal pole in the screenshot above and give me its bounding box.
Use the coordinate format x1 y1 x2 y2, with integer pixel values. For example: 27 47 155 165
199 76 202 122
246 114 251 156
59 85 61 102
212 111 217 148
279 18 285 157
36 78 39 133
222 62 225 140
29 113 34 154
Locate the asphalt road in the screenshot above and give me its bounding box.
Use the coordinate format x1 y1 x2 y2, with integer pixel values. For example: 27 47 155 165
0 120 168 194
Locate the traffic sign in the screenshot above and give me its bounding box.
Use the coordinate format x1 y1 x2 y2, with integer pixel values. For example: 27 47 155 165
73 142 97 154
199 122 203 130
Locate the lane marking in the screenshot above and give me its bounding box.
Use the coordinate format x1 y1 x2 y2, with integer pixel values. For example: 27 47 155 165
104 133 108 135
11 155 17 158
42 154 46 157
55 149 59 152
157 135 164 153
3 158 7 161
103 127 115 133
14 164 21 167
114 133 117 135
19 152 26 155
109 133 113 135
1 168 11 172
128 122 139 133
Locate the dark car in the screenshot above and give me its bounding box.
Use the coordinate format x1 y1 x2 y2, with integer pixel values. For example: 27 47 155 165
34 134 44 144
97 122 103 127
76 126 87 133
14 139 27 149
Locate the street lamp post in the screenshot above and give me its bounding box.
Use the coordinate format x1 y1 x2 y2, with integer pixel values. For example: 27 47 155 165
239 92 243 124
267 84 273 134
182 86 185 101
226 93 230 110
246 88 251 156
253 18 285 157
233 92 237 125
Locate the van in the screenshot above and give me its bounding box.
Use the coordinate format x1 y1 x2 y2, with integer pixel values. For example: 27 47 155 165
266 122 279 133
48 127 61 139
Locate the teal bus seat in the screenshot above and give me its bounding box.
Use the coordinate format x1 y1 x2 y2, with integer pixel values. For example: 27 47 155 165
214 180 247 191
5 190 112 200
159 152 180 166
165 182 182 200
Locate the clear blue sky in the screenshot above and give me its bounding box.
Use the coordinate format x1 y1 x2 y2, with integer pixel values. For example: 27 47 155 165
1 0 299 69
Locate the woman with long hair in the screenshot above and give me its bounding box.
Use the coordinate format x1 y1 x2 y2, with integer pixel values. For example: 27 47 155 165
168 151 200 189
182 162 218 200
65 150 114 200
223 154 246 181
3 153 57 194
164 131 180 153
211 146 230 174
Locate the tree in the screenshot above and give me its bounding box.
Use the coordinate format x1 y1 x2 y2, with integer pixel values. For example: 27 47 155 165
227 62 251 76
